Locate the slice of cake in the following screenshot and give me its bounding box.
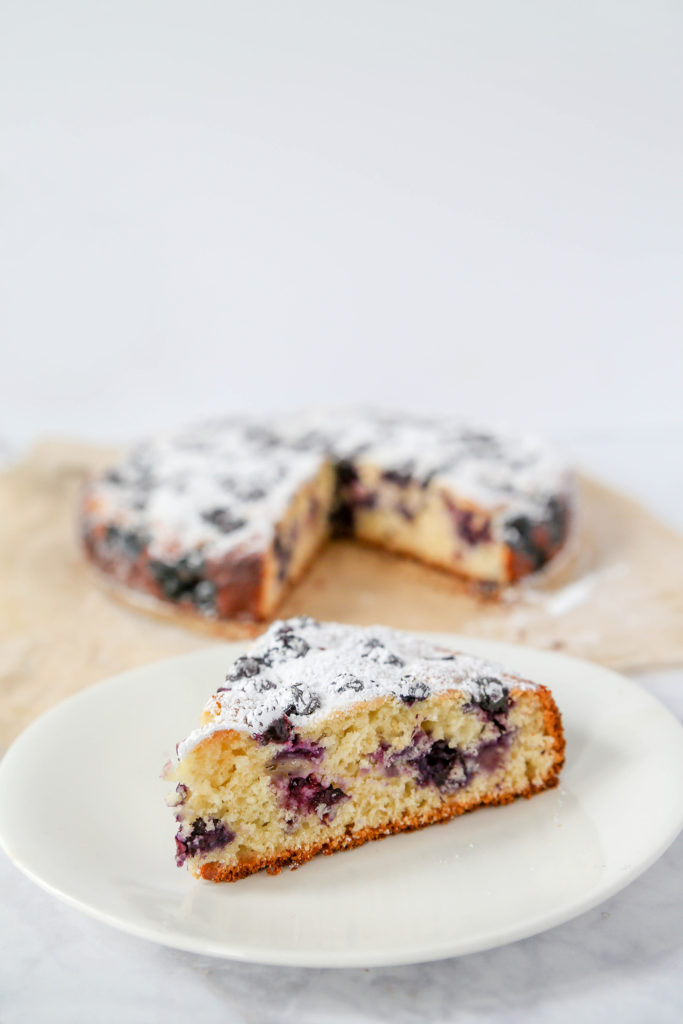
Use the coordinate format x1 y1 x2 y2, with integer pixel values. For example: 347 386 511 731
167 617 564 881
81 410 574 623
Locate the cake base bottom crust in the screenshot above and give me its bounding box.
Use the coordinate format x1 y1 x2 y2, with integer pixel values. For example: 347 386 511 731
199 765 562 883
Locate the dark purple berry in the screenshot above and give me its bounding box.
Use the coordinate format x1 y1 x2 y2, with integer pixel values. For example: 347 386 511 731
201 508 246 534
168 783 189 807
226 656 263 681
444 498 492 546
257 715 294 744
105 525 146 560
415 739 465 789
175 817 235 866
382 462 415 487
397 680 430 705
263 629 310 663
335 675 365 693
473 679 509 716
276 773 349 821
335 459 358 486
149 555 206 602
284 684 321 717
271 737 325 764
361 638 383 654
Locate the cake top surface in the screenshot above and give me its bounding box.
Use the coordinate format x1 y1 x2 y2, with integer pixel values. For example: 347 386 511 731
86 409 571 561
176 617 537 759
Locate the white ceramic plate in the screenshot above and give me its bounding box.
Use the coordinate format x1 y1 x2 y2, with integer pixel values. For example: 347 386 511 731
1 636 682 968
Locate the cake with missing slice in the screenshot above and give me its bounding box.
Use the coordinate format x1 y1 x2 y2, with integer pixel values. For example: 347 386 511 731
81 410 574 623
168 617 564 881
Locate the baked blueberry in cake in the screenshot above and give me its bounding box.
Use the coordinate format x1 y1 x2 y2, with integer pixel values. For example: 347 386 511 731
80 411 574 622
167 617 565 881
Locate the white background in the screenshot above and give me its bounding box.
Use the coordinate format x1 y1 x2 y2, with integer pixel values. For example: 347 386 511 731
2 1 683 451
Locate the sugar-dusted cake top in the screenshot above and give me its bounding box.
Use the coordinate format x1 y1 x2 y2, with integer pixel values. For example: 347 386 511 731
86 409 571 561
176 617 537 758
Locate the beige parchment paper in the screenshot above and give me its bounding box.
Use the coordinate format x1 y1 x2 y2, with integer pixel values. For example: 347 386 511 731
1 440 682 749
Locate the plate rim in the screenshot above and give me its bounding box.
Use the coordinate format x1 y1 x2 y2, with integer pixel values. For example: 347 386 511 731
1 633 682 968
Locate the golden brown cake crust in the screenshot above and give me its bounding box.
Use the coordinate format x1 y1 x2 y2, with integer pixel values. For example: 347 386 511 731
198 684 565 883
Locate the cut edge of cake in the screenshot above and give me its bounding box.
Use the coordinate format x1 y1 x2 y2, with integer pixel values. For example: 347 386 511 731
80 412 575 624
167 618 565 882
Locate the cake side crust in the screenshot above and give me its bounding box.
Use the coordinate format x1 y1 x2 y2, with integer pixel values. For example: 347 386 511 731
199 761 562 883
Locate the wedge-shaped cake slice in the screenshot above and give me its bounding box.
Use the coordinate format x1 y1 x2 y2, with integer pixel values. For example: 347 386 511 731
168 617 564 881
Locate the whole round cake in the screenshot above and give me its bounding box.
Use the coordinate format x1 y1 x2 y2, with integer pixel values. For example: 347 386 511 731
80 410 574 623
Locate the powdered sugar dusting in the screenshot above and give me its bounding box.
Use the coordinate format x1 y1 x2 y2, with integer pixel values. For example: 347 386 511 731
85 410 571 561
176 617 538 759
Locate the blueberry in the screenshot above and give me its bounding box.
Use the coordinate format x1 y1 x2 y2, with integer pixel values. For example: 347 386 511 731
335 459 358 487
253 678 276 692
175 817 235 866
149 555 206 603
202 508 246 534
415 740 464 789
335 675 365 693
361 638 383 654
382 463 414 487
226 656 263 682
277 773 349 821
258 715 294 744
105 525 146 561
271 738 325 764
312 784 347 813
361 638 404 667
284 684 321 717
263 629 310 661
504 514 544 570
282 634 310 657
444 500 492 546
168 783 189 807
473 679 509 716
397 679 430 705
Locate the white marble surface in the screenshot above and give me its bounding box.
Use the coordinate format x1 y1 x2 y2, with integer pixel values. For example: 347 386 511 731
2 668 682 1024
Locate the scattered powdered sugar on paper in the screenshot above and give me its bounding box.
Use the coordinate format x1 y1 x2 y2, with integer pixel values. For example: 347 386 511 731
176 616 538 758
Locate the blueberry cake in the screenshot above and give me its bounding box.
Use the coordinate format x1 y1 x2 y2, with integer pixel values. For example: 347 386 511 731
81 411 573 622
167 617 564 881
